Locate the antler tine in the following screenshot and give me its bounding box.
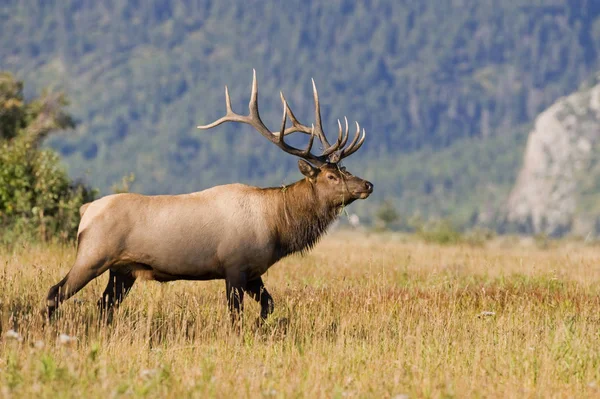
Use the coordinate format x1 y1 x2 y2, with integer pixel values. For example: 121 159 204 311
278 99 320 161
225 86 233 114
340 116 350 148
340 124 366 159
322 116 352 157
279 91 312 135
197 86 246 129
279 88 339 159
320 119 344 157
336 122 361 160
198 70 276 143
335 119 344 147
342 129 366 158
279 81 350 160
311 78 332 148
302 124 317 156
249 69 259 117
277 99 288 144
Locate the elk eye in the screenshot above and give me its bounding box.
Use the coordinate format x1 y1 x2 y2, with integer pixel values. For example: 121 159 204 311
327 174 337 181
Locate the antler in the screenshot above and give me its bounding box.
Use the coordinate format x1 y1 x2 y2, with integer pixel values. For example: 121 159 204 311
197 70 366 165
279 81 365 163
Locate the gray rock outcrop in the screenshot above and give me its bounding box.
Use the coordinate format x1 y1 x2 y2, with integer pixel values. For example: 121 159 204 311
506 74 600 236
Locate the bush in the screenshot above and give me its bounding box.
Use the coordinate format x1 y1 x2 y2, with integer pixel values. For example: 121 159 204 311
0 72 95 243
410 217 496 246
374 200 400 231
463 227 496 247
408 216 463 245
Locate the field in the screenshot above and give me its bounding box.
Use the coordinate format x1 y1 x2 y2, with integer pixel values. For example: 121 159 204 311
1 231 600 398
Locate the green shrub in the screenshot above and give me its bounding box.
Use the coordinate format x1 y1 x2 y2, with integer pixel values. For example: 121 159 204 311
374 200 400 231
414 219 463 245
0 72 95 243
463 227 496 247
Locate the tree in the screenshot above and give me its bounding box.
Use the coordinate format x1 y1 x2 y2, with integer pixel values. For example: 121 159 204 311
0 72 95 242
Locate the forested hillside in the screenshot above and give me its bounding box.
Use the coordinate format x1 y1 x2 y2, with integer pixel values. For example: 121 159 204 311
2 0 599 226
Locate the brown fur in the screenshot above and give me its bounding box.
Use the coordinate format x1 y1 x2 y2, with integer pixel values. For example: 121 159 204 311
266 179 340 260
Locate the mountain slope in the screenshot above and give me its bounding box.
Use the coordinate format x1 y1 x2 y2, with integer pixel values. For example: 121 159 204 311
1 1 600 225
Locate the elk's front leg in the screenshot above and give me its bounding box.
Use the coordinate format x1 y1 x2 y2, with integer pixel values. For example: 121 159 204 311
245 277 274 320
225 271 247 322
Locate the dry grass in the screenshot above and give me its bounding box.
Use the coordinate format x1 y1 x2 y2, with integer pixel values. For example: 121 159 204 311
2 231 600 398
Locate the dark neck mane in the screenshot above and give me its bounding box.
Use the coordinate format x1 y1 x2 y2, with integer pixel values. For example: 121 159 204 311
264 179 339 260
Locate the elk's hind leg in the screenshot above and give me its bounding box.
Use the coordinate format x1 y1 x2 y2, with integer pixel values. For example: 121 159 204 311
46 257 111 320
97 269 136 320
244 277 274 320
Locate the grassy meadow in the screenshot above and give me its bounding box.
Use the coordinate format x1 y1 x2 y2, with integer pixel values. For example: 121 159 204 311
1 231 600 398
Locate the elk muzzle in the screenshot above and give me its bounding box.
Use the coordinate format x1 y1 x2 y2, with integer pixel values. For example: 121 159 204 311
346 177 374 200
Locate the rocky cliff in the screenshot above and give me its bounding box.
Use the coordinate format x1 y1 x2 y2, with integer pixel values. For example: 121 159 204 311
506 74 600 236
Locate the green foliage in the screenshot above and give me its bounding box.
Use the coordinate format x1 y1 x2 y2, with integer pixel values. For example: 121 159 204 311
0 73 95 243
413 219 464 245
362 126 529 230
374 200 400 230
463 228 496 247
111 172 136 194
0 73 25 141
410 217 496 246
5 352 22 390
0 72 74 144
534 233 552 250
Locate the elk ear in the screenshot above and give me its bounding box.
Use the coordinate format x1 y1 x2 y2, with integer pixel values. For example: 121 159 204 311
298 159 319 179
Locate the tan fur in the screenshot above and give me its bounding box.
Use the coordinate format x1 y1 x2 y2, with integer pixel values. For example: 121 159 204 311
46 163 371 318
73 177 341 282
79 203 91 218
47 73 374 319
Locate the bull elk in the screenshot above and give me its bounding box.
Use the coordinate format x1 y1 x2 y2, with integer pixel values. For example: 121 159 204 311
46 71 373 322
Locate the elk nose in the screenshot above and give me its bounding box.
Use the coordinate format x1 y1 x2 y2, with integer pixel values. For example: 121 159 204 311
364 181 374 192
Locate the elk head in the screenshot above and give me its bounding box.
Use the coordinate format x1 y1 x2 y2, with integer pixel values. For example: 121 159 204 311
197 70 373 207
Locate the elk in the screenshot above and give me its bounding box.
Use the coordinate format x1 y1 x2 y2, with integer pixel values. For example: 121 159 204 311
46 71 373 322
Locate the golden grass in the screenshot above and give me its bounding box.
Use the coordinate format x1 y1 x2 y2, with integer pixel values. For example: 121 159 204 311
2 231 600 398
